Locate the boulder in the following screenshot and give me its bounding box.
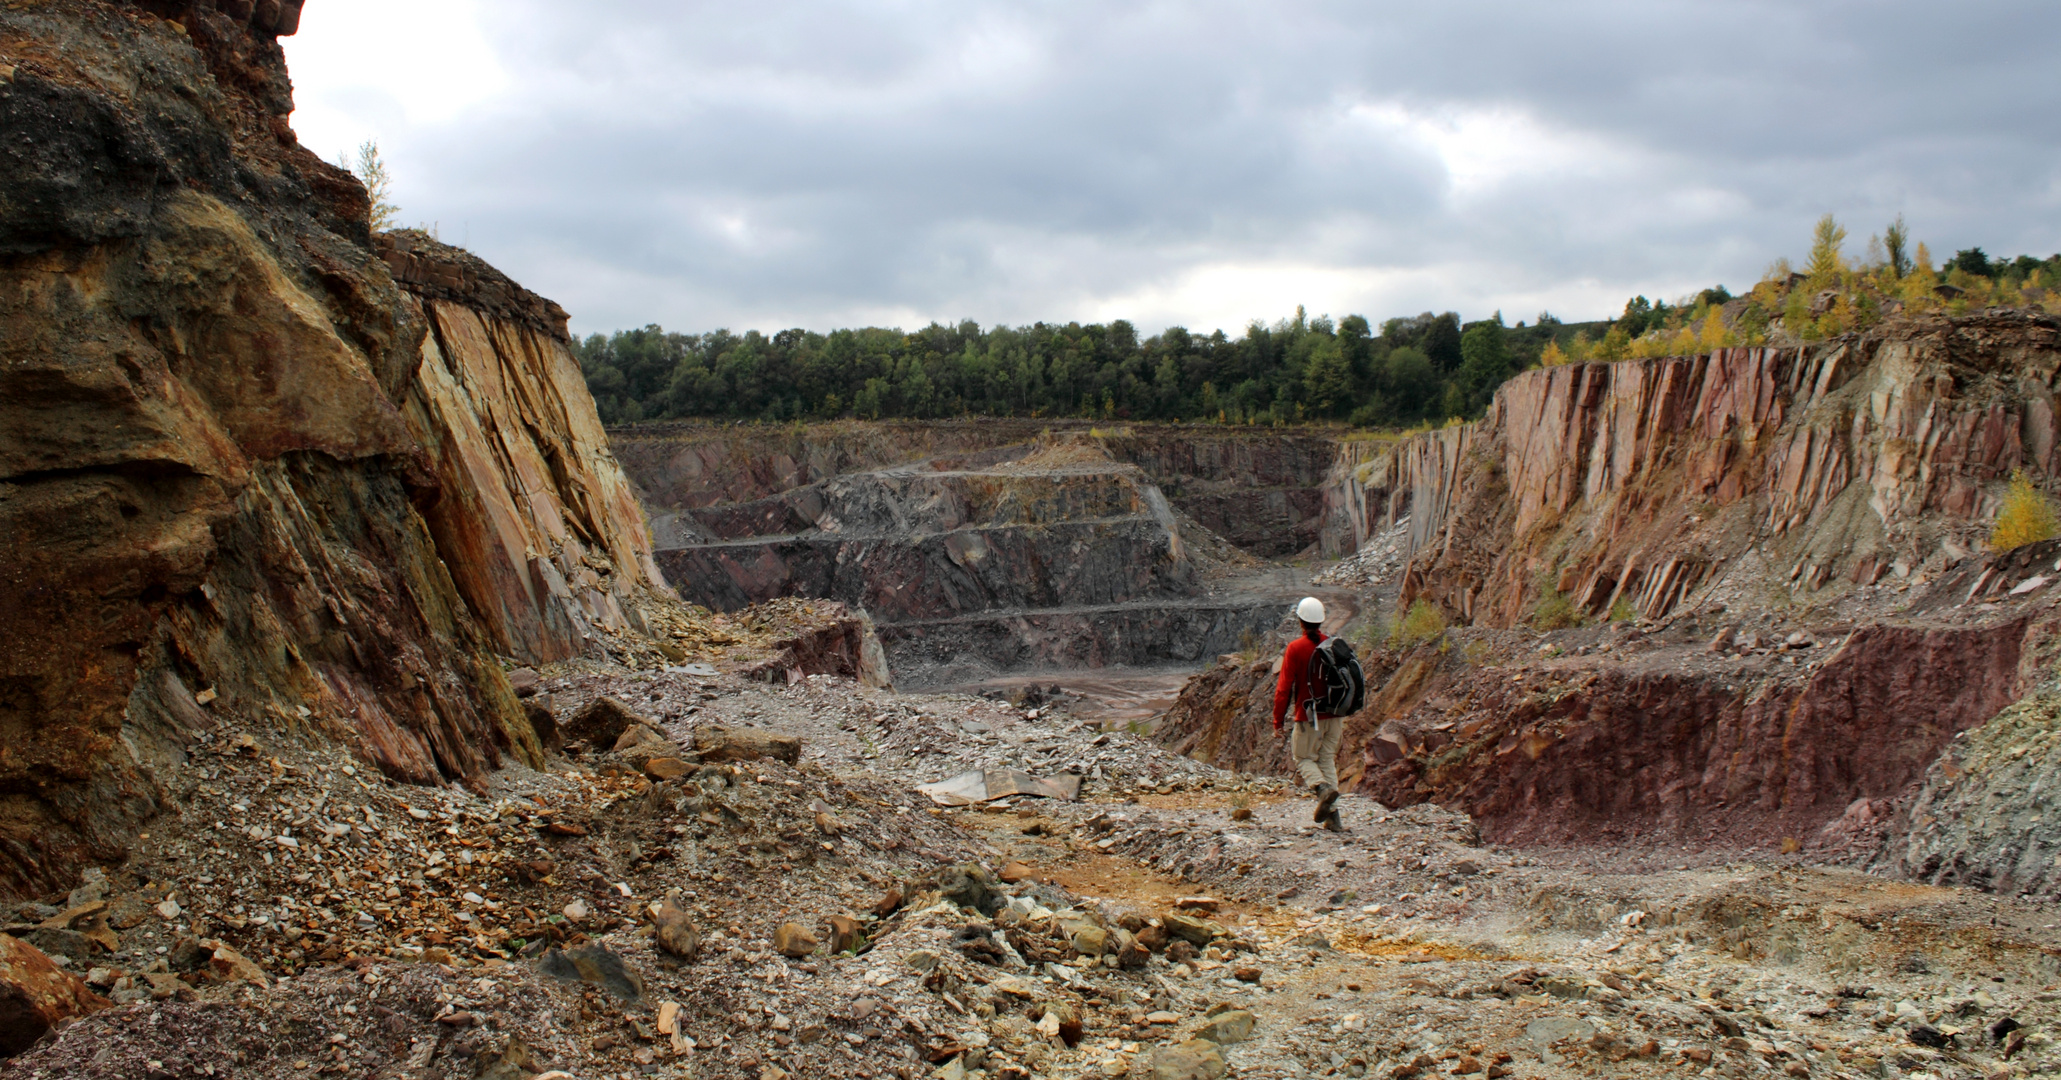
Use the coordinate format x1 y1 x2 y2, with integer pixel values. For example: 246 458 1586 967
1143 1038 1227 1080
508 668 542 697
0 933 112 1055
1197 1009 1256 1044
652 902 701 961
1067 923 1108 958
538 944 645 1004
564 696 650 751
1163 913 1221 945
643 756 694 781
772 922 818 958
197 940 267 987
694 725 802 765
1110 929 1150 969
937 864 1002 916
613 723 674 763
524 697 561 754
826 915 863 954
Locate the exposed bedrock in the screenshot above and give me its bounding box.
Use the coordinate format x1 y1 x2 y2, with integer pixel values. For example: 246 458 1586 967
1161 618 2030 849
615 420 1339 558
1165 315 2061 874
879 601 1292 688
0 1 661 896
1318 313 2061 625
1899 683 2061 898
659 518 1194 624
644 440 1303 685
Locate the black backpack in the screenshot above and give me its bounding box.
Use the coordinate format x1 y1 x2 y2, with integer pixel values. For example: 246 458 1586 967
1306 636 1367 717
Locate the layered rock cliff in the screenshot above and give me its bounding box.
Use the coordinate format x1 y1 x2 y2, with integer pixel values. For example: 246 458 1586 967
0 0 663 898
615 420 1338 557
1165 312 2061 861
645 434 1294 686
1323 313 2061 626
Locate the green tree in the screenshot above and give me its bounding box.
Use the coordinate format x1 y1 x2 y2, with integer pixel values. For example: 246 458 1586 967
1883 215 1912 279
1950 247 1994 278
1456 314 1513 408
1302 337 1354 417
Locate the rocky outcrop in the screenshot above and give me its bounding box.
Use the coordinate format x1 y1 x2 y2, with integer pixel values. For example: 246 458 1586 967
1167 316 2061 858
391 231 670 664
1323 314 2061 625
1364 620 2026 847
0 933 110 1056
616 420 1338 557
648 436 1292 685
1899 691 2061 897
0 1 659 898
1163 613 2031 849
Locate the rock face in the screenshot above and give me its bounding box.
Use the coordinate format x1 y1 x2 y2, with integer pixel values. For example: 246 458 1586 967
617 420 1338 557
1899 692 2061 897
1359 620 2025 847
1167 316 2061 854
389 230 670 664
642 432 1295 686
1322 314 2061 624
0 1 661 897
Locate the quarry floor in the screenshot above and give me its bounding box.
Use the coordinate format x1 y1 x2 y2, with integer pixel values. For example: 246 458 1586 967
9 658 2061 1080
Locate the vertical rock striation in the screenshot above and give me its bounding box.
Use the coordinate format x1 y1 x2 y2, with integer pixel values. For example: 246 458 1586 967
1322 314 2061 625
384 230 670 664
0 1 662 898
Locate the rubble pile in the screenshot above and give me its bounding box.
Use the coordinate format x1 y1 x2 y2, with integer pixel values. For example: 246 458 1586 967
1 639 2059 1079
1312 521 1412 590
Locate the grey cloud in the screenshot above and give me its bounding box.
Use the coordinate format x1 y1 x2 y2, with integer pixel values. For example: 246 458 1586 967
345 0 2061 335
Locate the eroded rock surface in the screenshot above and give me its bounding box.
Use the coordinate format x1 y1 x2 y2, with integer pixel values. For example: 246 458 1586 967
0 0 663 897
1322 314 2061 625
1901 691 2061 897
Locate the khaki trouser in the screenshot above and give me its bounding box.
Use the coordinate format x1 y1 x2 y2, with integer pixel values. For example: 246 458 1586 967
1290 716 1343 789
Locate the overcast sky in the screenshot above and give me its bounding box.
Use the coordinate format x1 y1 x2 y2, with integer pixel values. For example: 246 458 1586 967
284 1 2061 339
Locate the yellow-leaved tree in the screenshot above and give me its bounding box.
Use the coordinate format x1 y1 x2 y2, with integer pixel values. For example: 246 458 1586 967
1806 214 1847 280
1991 470 2059 552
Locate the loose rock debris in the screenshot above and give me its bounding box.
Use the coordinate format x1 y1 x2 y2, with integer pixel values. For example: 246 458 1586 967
5 659 2061 1080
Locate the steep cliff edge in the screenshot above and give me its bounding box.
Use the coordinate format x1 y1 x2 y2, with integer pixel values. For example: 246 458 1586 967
0 1 663 898
1324 312 2061 626
1165 313 2061 862
384 230 670 664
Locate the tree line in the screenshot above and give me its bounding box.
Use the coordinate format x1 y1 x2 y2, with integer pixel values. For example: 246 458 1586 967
575 307 1603 427
572 220 2061 428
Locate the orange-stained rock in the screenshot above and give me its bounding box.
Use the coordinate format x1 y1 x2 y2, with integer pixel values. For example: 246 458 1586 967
396 256 672 665
1321 313 2061 626
0 2 662 898
0 933 111 1056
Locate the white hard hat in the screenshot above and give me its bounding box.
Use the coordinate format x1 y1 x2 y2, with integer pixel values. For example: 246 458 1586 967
1296 597 1326 623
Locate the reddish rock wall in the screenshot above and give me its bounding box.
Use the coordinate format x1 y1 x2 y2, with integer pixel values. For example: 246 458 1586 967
1353 621 2027 847
1322 314 2061 625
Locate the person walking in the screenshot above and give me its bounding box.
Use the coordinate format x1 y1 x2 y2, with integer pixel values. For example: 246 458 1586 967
1272 596 1345 831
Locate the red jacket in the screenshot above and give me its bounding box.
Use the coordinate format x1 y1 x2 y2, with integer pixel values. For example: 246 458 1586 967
1272 630 1329 729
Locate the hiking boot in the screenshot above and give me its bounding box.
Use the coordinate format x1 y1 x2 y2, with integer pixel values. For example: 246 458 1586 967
1312 783 1339 823
1321 808 1346 833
